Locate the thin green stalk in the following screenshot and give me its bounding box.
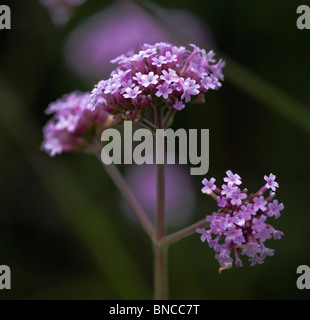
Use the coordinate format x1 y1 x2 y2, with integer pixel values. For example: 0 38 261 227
160 219 210 247
140 119 158 131
154 107 168 300
97 152 156 240
223 56 310 135
154 244 167 299
162 107 176 128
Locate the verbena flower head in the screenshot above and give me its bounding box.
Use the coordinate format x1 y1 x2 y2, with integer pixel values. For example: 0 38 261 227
197 170 284 273
89 42 225 124
42 91 112 156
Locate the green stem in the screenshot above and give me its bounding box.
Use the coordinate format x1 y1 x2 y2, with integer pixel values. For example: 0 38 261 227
140 119 158 131
160 218 210 247
156 161 165 241
154 244 167 299
154 107 167 300
223 56 310 135
97 152 156 241
162 107 176 128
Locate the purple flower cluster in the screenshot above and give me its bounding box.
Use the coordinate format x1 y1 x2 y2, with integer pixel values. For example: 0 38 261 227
89 42 225 124
197 171 284 272
42 91 112 156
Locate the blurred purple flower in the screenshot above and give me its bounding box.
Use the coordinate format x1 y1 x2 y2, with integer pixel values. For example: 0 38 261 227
40 0 86 25
122 163 195 228
64 1 214 81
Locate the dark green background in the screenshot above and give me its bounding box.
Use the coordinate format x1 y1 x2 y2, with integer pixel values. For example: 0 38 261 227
0 0 309 299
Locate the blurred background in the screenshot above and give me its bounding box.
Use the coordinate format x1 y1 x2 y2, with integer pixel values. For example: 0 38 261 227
0 0 310 299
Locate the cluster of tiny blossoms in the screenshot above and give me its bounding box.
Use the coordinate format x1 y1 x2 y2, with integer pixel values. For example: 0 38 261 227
88 42 225 124
42 91 112 156
197 171 284 272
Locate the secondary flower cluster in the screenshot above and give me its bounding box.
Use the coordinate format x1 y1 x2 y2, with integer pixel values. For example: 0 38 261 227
197 171 284 272
89 42 225 124
42 91 112 156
